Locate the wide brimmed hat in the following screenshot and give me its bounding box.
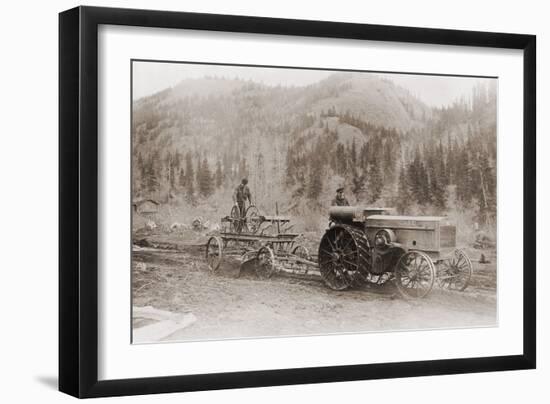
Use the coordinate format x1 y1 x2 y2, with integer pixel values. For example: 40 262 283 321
336 187 344 192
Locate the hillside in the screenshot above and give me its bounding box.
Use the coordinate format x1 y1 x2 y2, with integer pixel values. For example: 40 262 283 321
132 72 497 233
132 73 431 188
303 73 431 130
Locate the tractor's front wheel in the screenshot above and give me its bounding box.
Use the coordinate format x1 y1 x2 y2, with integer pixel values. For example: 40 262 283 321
394 250 435 299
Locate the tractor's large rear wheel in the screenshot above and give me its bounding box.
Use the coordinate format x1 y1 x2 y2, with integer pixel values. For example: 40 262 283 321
318 225 370 290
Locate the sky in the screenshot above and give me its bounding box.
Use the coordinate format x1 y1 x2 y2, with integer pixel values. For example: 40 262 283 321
132 61 495 107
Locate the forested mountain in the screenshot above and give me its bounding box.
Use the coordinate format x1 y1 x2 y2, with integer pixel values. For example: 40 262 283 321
132 72 497 227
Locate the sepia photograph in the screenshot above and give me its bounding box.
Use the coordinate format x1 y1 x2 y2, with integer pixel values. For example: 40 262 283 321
130 60 498 344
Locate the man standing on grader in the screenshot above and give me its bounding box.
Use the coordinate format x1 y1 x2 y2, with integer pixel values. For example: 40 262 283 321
233 178 253 218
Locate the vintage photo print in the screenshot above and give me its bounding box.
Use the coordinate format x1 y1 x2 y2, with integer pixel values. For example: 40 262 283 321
131 61 497 344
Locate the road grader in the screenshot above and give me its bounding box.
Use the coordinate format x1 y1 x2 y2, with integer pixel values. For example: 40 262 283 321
205 204 318 279
319 206 473 298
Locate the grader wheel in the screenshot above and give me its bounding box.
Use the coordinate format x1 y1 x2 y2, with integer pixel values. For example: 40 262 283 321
256 246 276 279
245 205 261 234
205 236 223 271
318 225 370 290
394 250 436 299
230 205 243 233
437 249 473 291
291 245 310 261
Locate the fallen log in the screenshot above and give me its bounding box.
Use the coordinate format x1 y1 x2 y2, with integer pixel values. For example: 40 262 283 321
133 306 197 342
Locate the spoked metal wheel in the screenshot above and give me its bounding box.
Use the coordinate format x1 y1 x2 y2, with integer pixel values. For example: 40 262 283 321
230 205 243 233
292 245 310 261
437 249 473 291
245 205 261 234
256 246 276 279
205 236 223 271
394 251 436 298
318 224 370 290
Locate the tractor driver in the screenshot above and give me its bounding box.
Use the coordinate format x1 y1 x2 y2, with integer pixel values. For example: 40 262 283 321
233 178 252 218
332 186 350 206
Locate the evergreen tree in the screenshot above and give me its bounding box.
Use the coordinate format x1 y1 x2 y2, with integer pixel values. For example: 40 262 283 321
366 158 383 203
238 157 249 180
164 152 172 186
418 161 432 205
198 158 214 197
136 152 146 192
407 150 422 203
144 157 159 196
178 167 185 189
472 149 495 225
335 143 347 176
195 156 202 189
456 148 472 206
307 159 323 201
169 164 175 190
436 140 449 188
431 173 447 210
285 146 296 187
382 137 396 183
350 138 357 167
184 152 194 187
174 151 181 172
184 153 195 204
359 144 369 170
215 159 223 189
396 164 411 213
222 152 232 183
186 178 195 205
351 167 365 200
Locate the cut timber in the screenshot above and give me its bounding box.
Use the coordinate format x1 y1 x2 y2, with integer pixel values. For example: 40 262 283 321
133 306 177 321
133 306 197 342
133 315 196 342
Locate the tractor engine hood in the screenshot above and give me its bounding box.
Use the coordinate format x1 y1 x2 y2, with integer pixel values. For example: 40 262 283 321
329 206 392 223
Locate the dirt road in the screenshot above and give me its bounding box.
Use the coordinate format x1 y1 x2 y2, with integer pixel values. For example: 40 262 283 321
132 243 497 343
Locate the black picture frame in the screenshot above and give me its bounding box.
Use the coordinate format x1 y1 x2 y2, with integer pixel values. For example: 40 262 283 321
59 5 536 398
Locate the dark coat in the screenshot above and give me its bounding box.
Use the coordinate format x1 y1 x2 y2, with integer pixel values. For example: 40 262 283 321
332 195 350 206
234 184 252 203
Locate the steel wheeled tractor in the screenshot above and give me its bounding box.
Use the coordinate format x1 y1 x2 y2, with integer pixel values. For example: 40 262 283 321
318 206 473 298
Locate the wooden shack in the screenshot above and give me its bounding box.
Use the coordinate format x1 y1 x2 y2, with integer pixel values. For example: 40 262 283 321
132 199 160 216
